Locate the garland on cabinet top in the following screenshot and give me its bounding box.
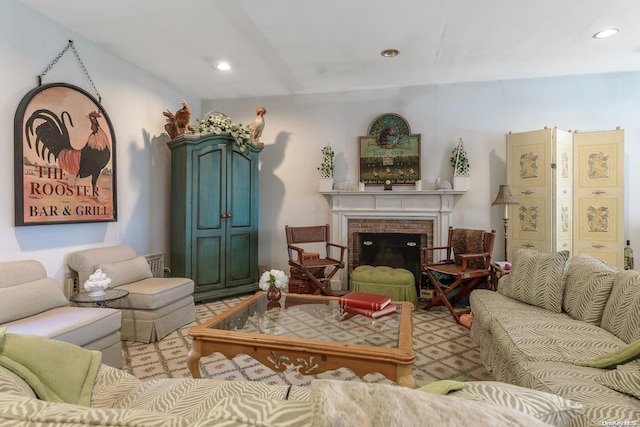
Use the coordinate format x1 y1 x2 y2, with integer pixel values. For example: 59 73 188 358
193 111 253 150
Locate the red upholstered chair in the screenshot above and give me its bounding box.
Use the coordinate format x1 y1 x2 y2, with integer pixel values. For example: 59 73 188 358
421 226 496 324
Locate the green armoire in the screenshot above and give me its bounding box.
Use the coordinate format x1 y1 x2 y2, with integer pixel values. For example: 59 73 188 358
167 134 263 302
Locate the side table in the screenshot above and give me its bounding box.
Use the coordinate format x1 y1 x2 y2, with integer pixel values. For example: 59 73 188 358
70 289 129 308
489 262 510 291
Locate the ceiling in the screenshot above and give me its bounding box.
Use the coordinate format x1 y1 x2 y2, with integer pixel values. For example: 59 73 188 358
21 0 640 100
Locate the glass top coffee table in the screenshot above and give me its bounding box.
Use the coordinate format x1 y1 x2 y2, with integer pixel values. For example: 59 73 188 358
187 292 416 388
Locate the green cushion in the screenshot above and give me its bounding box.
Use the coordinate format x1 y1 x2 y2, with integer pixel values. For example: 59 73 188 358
351 266 414 285
350 266 418 307
419 380 464 395
575 338 640 369
0 328 101 406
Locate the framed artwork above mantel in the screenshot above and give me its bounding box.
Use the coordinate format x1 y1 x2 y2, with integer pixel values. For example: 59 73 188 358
358 113 421 186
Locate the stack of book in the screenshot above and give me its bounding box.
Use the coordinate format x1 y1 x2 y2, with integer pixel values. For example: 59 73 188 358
338 291 397 319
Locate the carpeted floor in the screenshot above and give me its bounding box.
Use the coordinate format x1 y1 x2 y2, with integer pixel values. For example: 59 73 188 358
121 293 493 387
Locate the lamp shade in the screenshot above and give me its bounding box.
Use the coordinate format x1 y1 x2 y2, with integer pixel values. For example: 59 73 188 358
492 185 519 205
493 184 519 262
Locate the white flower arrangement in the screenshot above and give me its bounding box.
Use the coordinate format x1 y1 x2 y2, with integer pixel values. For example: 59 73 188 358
194 111 252 151
259 269 289 290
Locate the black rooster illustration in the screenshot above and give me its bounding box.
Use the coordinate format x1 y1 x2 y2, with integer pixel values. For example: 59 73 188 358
25 109 111 198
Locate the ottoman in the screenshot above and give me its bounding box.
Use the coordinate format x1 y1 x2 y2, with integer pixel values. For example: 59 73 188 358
350 265 418 308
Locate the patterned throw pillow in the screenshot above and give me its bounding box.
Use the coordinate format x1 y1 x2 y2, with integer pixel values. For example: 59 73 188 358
601 270 640 344
594 361 640 399
450 229 487 269
498 249 570 312
562 255 618 325
450 381 584 427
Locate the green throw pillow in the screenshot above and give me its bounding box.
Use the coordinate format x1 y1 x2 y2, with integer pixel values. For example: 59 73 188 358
575 338 640 369
419 380 464 395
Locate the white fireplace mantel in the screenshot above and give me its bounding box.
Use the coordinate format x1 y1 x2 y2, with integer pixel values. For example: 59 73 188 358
321 189 465 287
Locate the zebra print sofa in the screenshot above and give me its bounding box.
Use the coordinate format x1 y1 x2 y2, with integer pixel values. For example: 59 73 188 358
470 250 640 426
0 363 571 427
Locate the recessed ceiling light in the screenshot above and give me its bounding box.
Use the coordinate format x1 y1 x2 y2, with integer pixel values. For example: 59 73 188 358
216 61 232 71
380 49 399 58
593 28 618 39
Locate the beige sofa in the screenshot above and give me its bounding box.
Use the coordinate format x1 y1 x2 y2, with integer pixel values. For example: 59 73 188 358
0 260 122 367
67 245 195 343
470 250 640 427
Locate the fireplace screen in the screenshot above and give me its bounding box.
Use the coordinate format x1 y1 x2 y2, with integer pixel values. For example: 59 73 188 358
359 233 422 287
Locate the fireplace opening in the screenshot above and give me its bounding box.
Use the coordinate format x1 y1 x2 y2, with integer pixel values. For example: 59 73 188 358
358 233 422 288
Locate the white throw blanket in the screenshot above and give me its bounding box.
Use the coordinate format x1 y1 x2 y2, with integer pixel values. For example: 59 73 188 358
310 380 553 427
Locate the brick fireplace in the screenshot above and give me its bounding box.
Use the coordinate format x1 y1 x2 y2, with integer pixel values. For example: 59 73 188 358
321 189 463 289
348 219 433 285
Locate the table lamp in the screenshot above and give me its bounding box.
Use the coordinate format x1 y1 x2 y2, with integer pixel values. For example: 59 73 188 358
492 184 519 261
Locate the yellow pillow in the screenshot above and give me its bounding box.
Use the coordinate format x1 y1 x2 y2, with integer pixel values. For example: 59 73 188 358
575 338 640 369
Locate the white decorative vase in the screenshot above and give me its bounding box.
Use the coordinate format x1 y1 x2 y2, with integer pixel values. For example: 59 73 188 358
318 177 334 192
84 268 111 297
453 176 470 191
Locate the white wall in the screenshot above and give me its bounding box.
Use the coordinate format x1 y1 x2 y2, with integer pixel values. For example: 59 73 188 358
2 2 638 290
207 72 639 273
0 2 197 284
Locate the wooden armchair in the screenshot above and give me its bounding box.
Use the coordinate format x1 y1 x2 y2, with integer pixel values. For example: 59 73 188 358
421 226 496 324
285 224 347 296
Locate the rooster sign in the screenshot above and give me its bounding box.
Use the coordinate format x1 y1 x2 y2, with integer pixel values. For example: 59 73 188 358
14 83 117 226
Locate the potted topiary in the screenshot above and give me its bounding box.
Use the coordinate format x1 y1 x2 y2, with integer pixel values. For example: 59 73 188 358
451 138 470 191
318 144 335 192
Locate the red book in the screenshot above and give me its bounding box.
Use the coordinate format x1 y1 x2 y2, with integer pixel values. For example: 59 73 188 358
338 292 392 311
344 304 398 319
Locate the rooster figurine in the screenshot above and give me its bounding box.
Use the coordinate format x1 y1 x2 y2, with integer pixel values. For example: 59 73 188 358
247 106 266 145
163 99 192 139
25 109 111 200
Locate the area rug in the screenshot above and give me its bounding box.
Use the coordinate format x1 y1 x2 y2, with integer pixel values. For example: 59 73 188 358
121 294 492 387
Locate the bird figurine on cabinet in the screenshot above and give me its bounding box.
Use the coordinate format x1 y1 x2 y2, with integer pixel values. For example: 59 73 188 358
163 99 192 139
247 106 266 145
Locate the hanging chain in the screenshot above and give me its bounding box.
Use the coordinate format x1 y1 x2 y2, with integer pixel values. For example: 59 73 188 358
38 40 102 103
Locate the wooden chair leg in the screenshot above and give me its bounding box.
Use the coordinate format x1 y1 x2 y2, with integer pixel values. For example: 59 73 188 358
305 273 334 296
448 278 481 305
423 270 464 324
